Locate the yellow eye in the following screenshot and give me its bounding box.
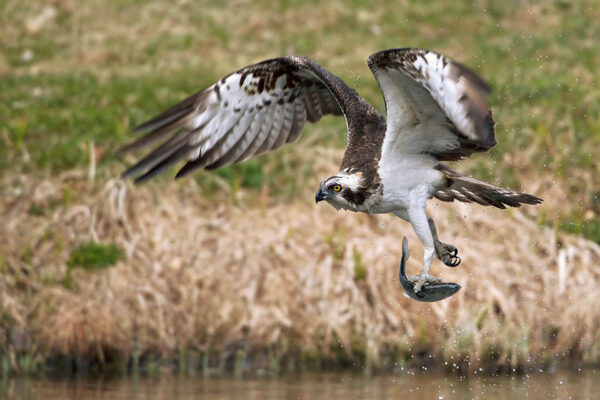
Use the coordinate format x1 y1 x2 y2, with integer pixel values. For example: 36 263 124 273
333 185 341 192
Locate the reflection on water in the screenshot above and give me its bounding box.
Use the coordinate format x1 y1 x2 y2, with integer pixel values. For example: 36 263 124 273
2 371 599 400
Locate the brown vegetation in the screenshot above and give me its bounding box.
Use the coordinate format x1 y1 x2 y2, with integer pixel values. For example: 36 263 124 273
2 0 600 376
2 169 599 375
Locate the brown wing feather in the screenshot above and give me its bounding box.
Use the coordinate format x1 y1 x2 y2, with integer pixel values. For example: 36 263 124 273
119 56 382 183
368 48 496 161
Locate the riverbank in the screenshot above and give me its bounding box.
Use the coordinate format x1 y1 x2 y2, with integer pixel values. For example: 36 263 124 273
2 172 599 376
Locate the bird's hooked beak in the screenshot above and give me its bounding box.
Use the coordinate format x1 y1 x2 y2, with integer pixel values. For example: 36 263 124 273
315 188 329 203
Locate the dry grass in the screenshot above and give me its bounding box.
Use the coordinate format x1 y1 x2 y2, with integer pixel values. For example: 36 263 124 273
2 0 600 376
2 169 600 375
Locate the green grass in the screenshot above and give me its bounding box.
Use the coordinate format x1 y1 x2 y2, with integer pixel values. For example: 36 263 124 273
1 0 599 235
63 242 122 289
3 1 600 377
67 242 122 271
561 217 600 244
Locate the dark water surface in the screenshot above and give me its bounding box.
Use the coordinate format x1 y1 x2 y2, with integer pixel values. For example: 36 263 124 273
2 370 599 400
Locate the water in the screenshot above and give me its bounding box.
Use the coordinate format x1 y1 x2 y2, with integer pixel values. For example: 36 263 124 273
2 371 598 400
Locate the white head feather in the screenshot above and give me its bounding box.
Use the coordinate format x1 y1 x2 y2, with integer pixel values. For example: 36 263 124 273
319 171 364 211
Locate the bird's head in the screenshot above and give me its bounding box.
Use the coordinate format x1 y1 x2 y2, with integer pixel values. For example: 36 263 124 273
315 171 364 210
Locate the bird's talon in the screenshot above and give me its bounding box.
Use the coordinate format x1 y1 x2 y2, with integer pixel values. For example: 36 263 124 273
410 273 442 293
436 241 461 268
398 237 462 302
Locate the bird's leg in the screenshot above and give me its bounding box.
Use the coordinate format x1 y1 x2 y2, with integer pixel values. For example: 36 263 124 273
428 218 461 267
405 207 442 293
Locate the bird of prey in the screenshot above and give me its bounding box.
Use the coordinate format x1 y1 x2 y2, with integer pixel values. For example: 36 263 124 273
119 48 542 293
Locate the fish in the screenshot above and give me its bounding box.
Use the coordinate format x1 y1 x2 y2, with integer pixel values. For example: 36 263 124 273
398 237 461 302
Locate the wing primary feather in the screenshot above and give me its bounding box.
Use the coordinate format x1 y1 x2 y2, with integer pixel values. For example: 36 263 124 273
174 110 247 177
133 145 193 184
174 157 203 179
131 90 206 133
116 118 190 156
131 107 191 134
448 60 491 95
121 133 190 179
118 89 210 157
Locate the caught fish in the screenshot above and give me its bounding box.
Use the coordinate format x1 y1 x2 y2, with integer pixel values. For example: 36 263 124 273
399 237 461 302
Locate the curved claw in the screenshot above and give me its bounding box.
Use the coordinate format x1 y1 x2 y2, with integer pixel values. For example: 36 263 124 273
450 257 461 267
429 218 462 268
443 251 461 267
398 237 461 303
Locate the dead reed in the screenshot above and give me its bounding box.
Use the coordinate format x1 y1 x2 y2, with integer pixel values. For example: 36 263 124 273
1 170 600 375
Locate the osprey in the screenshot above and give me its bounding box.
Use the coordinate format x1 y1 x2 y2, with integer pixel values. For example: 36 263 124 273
119 48 542 293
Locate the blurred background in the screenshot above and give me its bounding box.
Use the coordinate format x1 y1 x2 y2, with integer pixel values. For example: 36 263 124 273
1 0 600 397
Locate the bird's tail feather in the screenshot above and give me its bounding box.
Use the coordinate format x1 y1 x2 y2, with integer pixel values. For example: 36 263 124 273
433 165 542 209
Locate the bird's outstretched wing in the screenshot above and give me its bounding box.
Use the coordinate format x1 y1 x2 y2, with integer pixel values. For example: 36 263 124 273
367 48 496 162
119 56 381 183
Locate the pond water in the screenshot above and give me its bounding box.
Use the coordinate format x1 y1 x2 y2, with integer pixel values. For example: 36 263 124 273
2 370 598 400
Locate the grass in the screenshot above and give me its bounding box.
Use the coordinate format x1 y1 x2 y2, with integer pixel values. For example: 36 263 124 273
1 0 599 239
63 242 122 289
67 242 122 271
560 214 600 244
1 0 600 376
1 175 599 376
